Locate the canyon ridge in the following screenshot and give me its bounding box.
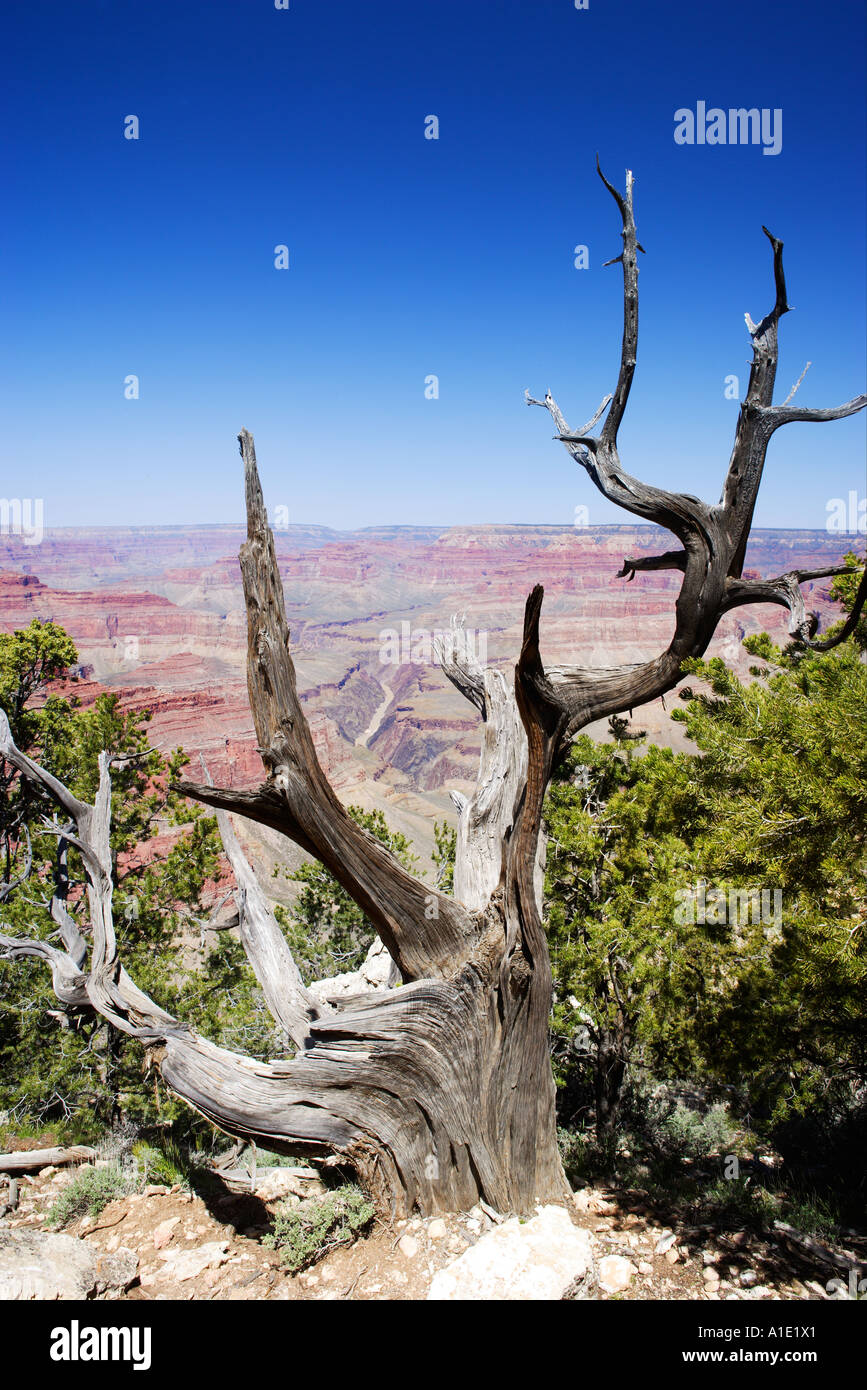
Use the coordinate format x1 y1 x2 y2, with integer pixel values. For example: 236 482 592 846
0 522 856 888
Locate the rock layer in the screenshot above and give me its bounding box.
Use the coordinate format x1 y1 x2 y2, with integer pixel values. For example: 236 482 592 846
0 523 855 867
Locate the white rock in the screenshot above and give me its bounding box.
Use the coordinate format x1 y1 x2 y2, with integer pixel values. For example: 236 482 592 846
0 1229 95 1299
427 1219 447 1240
427 1205 596 1301
588 1195 617 1215
655 1231 677 1255
0 1229 137 1300
599 1255 638 1293
255 1169 325 1202
153 1216 180 1250
398 1234 419 1258
307 939 399 1006
158 1241 229 1282
94 1247 139 1294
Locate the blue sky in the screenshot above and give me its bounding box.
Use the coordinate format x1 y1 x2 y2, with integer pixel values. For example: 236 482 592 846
1 0 864 531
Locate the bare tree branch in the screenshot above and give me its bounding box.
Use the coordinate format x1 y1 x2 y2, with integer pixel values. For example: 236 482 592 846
177 431 480 984
595 159 644 447
434 615 487 718
722 565 857 643
761 394 867 429
0 710 177 1039
0 928 89 1008
0 716 88 826
195 754 326 1048
806 564 867 652
0 823 31 905
214 804 327 1050
49 834 88 969
782 361 811 405
525 174 866 752
615 550 687 581
436 616 548 914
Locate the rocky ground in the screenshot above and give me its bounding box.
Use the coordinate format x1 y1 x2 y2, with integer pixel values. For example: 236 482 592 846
0 1155 852 1302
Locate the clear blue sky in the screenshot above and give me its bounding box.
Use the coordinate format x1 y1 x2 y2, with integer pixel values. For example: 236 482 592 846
2 0 864 531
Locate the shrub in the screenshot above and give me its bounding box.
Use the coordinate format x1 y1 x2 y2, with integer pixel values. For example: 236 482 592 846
557 1126 617 1185
47 1163 135 1226
130 1139 194 1190
263 1185 375 1272
696 1176 778 1230
653 1100 734 1162
782 1191 843 1242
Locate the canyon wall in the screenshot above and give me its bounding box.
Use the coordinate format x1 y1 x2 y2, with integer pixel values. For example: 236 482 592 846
0 523 858 870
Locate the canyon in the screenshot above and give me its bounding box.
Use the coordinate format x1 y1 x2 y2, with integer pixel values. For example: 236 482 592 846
0 522 858 879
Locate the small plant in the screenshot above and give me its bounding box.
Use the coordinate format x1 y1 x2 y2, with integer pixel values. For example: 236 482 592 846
557 1126 617 1185
263 1184 375 1273
131 1139 194 1190
782 1191 843 1243
656 1102 735 1162
47 1163 134 1227
0 1119 61 1152
697 1176 778 1230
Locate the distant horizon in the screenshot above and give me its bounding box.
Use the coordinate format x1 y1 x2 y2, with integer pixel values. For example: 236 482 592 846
2 519 864 539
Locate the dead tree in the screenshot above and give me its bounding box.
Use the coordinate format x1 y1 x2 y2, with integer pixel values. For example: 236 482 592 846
2 164 864 1218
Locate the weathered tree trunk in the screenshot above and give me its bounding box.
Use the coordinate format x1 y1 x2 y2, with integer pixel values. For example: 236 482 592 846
0 1146 97 1175
594 1031 628 1152
2 164 864 1218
